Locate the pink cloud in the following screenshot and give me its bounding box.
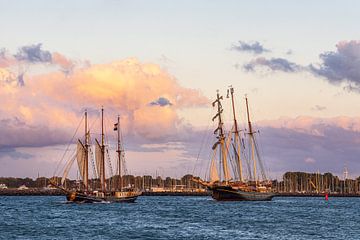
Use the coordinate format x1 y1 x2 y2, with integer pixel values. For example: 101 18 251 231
304 157 316 164
0 58 209 148
52 52 75 72
258 116 360 135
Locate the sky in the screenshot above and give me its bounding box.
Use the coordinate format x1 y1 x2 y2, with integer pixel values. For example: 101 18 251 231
1 0 360 180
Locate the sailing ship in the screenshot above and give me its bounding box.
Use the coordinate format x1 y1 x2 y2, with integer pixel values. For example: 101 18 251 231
51 107 141 203
194 87 274 201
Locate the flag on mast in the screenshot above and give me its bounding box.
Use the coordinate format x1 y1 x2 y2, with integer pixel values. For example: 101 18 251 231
114 123 118 131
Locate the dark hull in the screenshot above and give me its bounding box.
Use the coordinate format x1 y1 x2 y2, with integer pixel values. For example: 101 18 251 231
211 186 274 201
66 191 139 203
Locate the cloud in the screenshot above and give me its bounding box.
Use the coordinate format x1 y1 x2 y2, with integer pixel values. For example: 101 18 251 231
17 73 25 86
255 117 360 178
231 41 270 54
243 57 301 72
185 116 360 179
0 57 209 149
0 44 77 85
236 40 360 92
310 41 360 91
259 126 360 177
304 157 316 164
140 142 185 151
0 48 7 67
311 105 326 111
0 68 16 84
149 97 172 107
14 43 52 63
52 52 75 74
158 54 174 64
0 118 70 149
259 116 360 133
0 49 16 68
0 147 33 160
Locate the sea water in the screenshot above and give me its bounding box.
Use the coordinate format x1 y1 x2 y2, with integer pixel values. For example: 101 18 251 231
0 196 359 239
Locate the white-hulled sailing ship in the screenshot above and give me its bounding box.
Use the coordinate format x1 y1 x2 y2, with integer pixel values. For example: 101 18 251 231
194 87 274 201
51 107 141 203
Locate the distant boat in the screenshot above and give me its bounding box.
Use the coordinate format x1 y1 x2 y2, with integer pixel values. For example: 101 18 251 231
194 87 274 201
51 108 141 203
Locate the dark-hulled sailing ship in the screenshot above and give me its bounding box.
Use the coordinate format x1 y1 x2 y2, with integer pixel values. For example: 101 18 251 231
51 108 141 203
194 87 274 201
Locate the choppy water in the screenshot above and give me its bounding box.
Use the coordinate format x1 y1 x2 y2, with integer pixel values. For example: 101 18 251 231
0 196 359 239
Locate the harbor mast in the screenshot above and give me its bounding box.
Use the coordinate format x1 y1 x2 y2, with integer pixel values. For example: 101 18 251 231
212 90 230 183
101 107 106 192
115 115 122 191
84 110 89 191
228 86 243 182
245 96 257 184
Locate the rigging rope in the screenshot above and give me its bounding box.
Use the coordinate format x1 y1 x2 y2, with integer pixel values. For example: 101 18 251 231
53 114 84 178
191 115 213 178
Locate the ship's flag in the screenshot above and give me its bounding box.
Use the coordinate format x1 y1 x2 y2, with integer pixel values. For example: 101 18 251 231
114 123 118 131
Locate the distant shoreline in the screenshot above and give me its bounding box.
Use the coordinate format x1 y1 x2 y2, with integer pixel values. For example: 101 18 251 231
0 188 64 196
1 189 360 197
0 188 210 196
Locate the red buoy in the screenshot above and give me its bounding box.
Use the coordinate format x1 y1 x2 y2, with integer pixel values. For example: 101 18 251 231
325 193 329 201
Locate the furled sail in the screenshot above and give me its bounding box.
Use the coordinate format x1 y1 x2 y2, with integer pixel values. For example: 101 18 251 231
95 139 104 187
221 130 232 181
209 149 219 182
76 140 88 188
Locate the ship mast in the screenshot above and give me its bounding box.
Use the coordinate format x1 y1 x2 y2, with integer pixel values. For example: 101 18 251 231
101 107 106 192
228 86 243 182
116 115 122 191
245 96 257 185
84 110 89 191
212 90 230 183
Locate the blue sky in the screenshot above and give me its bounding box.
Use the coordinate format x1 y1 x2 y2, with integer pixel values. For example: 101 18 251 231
1 0 360 179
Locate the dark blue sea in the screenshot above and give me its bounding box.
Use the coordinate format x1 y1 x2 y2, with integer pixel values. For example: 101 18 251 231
0 196 359 239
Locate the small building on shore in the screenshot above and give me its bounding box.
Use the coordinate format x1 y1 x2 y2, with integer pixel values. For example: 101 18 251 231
18 185 29 190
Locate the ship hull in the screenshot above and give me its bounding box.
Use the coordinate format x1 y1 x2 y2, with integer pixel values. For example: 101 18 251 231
211 186 274 201
66 191 141 203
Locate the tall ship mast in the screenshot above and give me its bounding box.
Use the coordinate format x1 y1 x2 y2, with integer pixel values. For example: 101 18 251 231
228 86 243 182
195 88 274 201
51 108 141 203
115 115 123 192
212 90 230 183
246 96 256 183
83 110 89 191
245 96 268 185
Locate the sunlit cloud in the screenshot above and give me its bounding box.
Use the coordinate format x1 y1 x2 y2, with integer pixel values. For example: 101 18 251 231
0 49 209 150
0 43 77 86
